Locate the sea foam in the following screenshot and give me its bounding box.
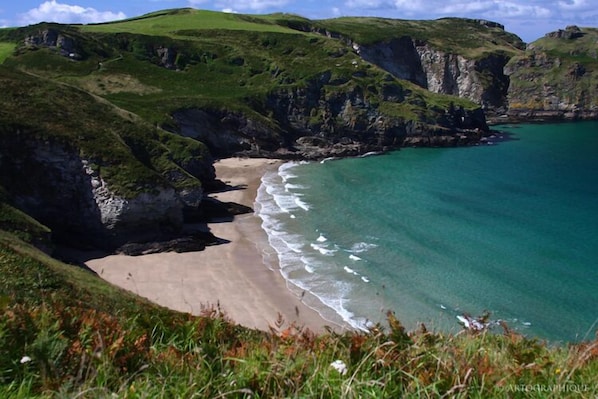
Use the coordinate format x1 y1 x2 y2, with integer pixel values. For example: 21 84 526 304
255 162 373 332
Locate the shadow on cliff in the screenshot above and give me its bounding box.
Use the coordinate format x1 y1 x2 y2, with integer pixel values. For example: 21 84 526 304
52 181 254 264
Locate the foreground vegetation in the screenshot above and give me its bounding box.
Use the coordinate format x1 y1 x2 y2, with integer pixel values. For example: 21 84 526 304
0 225 596 398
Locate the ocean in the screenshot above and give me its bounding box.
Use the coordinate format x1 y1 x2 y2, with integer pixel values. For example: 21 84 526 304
255 121 598 342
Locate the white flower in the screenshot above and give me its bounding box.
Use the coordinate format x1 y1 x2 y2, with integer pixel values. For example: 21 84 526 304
330 360 348 375
20 356 32 364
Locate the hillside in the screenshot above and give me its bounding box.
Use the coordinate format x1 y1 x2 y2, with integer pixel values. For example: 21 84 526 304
0 9 492 156
506 25 598 120
0 66 215 248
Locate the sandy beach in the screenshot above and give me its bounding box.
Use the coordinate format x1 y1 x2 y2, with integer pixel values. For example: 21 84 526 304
85 157 349 333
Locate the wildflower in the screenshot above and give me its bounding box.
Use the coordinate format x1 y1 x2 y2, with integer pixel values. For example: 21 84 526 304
330 360 348 376
555 368 561 374
20 356 32 364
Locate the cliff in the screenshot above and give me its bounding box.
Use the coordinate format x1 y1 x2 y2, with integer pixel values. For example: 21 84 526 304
505 26 598 121
0 68 214 248
309 17 525 116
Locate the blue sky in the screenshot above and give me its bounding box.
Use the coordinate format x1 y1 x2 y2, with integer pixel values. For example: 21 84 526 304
0 0 597 42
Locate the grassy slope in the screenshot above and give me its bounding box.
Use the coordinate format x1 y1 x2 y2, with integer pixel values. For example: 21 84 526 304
83 8 303 36
313 16 525 58
0 8 480 130
530 27 598 63
0 66 208 198
0 43 15 63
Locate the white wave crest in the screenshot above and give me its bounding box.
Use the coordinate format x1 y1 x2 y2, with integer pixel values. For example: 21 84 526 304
350 242 378 253
310 243 337 256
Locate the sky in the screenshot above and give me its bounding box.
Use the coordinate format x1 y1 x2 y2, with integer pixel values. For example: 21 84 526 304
0 0 597 43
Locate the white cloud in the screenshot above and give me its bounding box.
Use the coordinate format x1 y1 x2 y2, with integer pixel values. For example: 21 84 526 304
230 0 292 11
19 1 126 25
344 0 555 19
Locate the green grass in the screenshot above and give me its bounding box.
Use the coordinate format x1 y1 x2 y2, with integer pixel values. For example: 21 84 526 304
4 21 464 136
82 9 304 38
0 43 15 63
0 201 51 249
315 16 525 58
0 8 507 147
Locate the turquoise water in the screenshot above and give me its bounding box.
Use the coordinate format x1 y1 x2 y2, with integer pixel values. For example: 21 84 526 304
256 121 598 342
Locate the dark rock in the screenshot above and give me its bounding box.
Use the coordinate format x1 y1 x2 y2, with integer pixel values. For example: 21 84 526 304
546 26 584 40
23 28 82 59
156 46 177 69
116 231 220 256
568 62 586 79
474 20 504 30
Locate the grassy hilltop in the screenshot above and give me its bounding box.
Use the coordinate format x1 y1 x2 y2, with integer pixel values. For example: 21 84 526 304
0 8 489 127
0 8 597 397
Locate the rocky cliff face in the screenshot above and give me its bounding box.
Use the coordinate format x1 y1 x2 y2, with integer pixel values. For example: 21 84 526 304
82 160 184 237
170 78 488 160
0 135 104 244
355 39 512 114
356 37 427 88
23 27 84 59
505 26 598 121
0 132 190 247
171 108 280 156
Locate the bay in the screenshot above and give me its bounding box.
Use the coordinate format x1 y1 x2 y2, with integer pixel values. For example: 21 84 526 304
256 121 598 342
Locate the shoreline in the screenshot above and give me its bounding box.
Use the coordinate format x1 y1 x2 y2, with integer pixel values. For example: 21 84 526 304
84 157 351 334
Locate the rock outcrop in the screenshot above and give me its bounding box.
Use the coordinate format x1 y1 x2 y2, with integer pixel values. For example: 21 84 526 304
83 159 184 235
0 136 103 244
155 46 178 69
23 27 83 59
171 108 280 156
356 37 427 88
545 25 584 40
